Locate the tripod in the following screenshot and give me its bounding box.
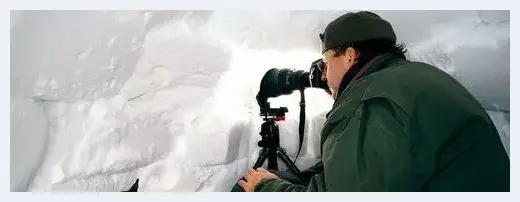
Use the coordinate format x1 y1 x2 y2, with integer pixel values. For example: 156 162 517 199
252 113 301 174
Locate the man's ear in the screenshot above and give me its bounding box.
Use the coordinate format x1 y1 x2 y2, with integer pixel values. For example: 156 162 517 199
345 47 359 61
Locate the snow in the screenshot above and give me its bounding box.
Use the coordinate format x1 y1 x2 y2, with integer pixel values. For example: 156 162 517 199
10 10 510 192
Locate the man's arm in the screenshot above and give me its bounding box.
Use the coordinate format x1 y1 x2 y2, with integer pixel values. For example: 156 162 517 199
254 178 306 192
254 98 413 191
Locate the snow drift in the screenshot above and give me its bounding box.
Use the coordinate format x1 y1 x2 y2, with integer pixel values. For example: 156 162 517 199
10 10 510 192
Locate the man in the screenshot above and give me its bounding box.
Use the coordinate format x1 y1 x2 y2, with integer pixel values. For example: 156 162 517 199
236 11 510 192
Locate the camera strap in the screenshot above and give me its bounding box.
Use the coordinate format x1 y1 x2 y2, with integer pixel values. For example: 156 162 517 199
294 89 305 165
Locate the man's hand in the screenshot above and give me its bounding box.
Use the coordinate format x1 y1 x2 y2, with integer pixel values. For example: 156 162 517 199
238 168 279 192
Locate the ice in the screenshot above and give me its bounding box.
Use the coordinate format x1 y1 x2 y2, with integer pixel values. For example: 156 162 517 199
487 110 510 156
10 11 509 192
10 96 49 191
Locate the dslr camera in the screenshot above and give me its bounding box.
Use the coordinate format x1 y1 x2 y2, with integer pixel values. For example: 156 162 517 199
256 58 328 113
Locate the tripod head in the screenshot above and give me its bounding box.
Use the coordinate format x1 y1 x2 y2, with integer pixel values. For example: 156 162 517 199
257 102 288 150
259 101 288 121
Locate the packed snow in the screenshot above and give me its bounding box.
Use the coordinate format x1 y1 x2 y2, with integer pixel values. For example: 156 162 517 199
10 10 510 192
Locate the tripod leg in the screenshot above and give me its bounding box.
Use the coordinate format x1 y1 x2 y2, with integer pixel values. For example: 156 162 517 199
253 148 269 169
277 148 301 174
267 148 278 170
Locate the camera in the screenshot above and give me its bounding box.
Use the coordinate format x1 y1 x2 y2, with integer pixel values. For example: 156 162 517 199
256 58 328 112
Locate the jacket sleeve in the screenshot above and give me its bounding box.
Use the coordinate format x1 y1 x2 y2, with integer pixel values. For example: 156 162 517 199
254 178 306 192
254 98 412 191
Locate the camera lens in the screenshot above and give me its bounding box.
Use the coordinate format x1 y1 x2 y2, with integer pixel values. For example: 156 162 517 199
258 68 310 99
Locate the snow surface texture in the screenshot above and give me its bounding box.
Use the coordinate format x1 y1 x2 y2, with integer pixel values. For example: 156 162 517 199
10 10 510 192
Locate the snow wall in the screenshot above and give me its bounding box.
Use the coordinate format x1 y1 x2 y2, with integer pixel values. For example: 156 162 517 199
10 10 510 192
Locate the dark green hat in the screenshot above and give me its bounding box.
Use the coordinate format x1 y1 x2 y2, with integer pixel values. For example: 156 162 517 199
320 11 397 53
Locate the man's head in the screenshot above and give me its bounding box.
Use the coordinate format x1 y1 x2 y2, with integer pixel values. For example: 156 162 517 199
318 11 405 99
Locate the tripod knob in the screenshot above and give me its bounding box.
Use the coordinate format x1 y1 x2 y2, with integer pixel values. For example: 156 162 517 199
258 140 264 147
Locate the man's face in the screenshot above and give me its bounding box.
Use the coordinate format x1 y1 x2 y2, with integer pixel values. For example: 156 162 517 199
321 48 357 99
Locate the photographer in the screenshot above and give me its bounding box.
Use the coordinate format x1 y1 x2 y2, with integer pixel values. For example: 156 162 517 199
236 11 509 192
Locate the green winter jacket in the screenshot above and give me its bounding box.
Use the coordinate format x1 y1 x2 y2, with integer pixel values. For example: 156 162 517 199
254 53 510 192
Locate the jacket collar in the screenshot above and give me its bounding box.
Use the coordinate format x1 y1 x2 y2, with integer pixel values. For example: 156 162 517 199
332 53 401 105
